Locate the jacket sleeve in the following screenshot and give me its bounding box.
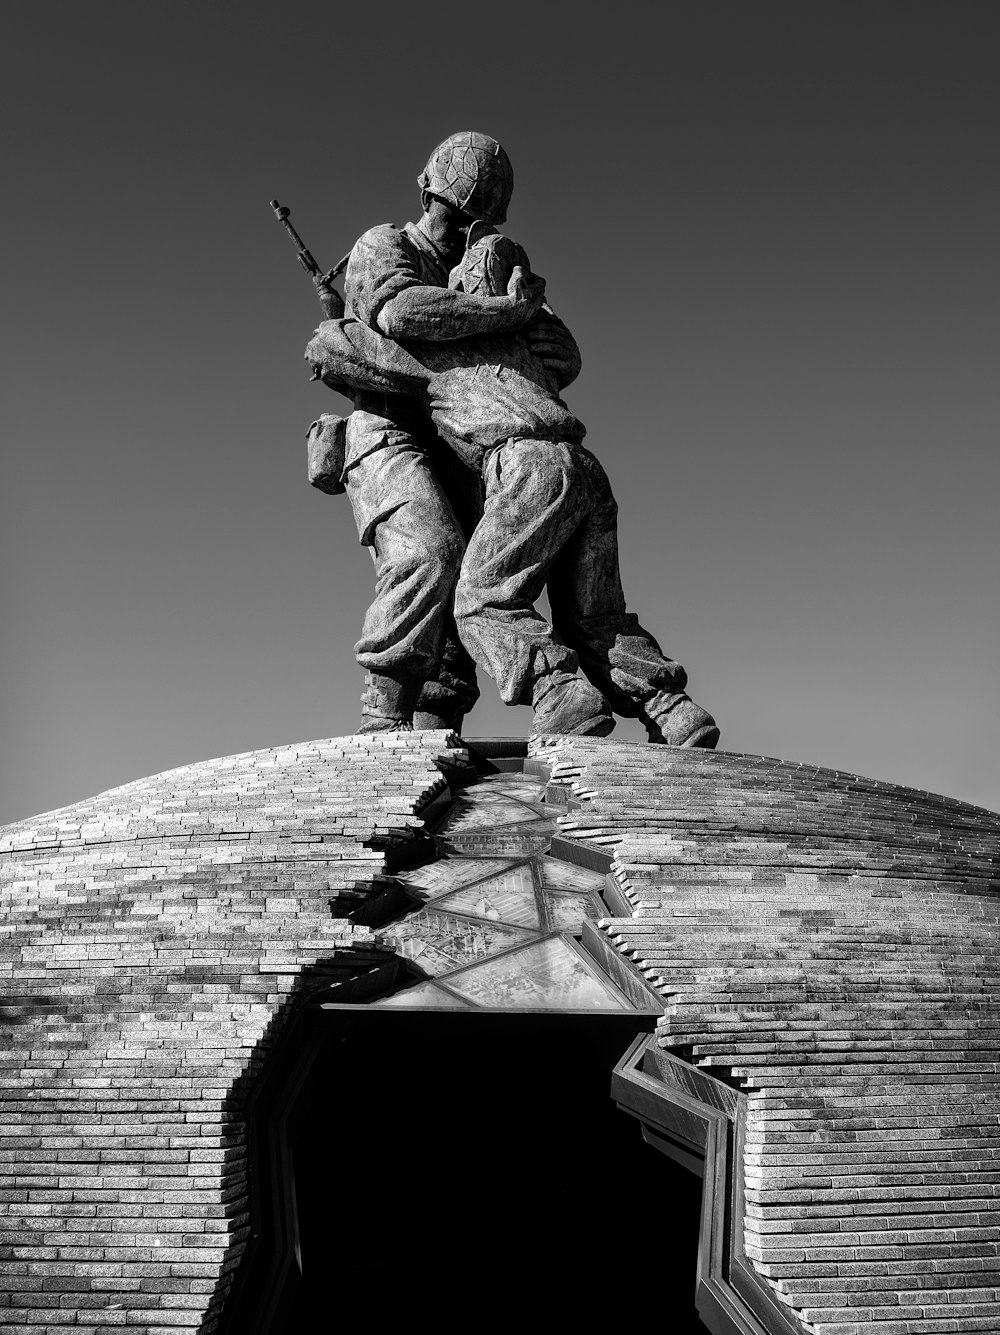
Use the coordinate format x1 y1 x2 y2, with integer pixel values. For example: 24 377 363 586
346 224 537 343
345 225 427 332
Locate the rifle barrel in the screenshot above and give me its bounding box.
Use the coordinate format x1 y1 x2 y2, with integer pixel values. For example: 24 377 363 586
271 199 348 305
271 199 310 257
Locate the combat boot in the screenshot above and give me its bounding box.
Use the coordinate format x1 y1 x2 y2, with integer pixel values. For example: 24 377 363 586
412 709 465 733
641 691 719 748
358 672 419 733
532 670 615 737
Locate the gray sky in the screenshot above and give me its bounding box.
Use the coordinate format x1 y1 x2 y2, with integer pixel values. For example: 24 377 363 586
3 1 998 825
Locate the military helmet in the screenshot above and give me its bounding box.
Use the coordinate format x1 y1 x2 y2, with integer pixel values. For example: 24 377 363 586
418 131 514 225
452 227 529 297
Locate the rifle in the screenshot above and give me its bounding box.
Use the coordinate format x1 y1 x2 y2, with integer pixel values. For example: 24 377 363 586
270 199 350 319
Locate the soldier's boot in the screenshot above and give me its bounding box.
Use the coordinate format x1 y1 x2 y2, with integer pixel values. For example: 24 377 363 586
532 670 616 737
410 632 478 736
641 691 720 749
358 671 420 733
412 707 466 733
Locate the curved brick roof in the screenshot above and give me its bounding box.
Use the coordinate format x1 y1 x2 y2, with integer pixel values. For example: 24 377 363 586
0 735 453 1333
533 737 1000 1335
1 735 997 1333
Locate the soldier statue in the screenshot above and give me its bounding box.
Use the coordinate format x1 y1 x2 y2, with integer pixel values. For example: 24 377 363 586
306 131 720 748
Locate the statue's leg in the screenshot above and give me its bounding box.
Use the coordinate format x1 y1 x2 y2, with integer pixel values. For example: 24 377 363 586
547 447 720 748
344 411 466 730
413 441 483 732
412 630 479 732
454 439 613 736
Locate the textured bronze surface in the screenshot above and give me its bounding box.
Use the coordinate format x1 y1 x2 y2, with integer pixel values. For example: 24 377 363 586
301 135 717 744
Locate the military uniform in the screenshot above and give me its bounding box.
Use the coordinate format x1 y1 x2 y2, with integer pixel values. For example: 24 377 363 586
310 130 717 745
341 222 481 725
313 233 700 734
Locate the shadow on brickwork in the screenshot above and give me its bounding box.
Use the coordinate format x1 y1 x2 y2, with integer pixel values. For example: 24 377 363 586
216 742 706 1332
206 946 403 1334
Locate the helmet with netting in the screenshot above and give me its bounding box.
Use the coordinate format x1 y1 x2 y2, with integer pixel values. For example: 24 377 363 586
450 226 529 297
418 131 514 225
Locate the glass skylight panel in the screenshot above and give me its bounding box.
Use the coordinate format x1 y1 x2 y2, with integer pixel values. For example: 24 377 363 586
442 936 630 1011
431 864 542 928
383 909 539 976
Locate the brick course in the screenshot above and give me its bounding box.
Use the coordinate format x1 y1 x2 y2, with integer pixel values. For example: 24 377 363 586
0 735 455 1332
532 738 1000 1335
5 735 999 1334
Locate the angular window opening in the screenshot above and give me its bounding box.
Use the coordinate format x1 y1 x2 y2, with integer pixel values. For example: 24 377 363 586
233 1011 706 1332
220 745 713 1332
293 1013 703 1329
613 1037 804 1335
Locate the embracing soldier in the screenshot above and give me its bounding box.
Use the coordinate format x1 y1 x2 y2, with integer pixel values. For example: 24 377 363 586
307 131 719 748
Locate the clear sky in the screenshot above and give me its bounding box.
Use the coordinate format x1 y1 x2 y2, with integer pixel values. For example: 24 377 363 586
2 1 998 825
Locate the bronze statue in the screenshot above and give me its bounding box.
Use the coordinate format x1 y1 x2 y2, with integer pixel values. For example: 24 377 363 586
301 131 719 747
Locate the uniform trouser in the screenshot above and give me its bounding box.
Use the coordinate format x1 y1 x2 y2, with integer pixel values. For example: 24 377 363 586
344 401 481 717
453 438 687 711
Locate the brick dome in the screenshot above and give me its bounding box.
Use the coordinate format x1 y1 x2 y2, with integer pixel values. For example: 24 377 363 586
1 735 997 1334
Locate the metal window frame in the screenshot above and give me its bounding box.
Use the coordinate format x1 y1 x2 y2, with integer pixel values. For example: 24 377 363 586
612 1035 807 1335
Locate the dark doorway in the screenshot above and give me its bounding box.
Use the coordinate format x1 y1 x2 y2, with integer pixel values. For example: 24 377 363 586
286 1011 705 1331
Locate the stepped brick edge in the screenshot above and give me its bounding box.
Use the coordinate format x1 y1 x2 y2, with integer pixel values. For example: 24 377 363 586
531 735 1000 1335
0 734 457 1334
2 733 999 1334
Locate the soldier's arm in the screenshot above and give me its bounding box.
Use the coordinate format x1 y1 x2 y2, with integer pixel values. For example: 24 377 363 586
347 225 544 343
378 270 544 342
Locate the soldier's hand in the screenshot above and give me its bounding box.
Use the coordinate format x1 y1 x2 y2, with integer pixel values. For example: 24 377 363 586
507 265 546 318
528 321 574 362
526 310 581 387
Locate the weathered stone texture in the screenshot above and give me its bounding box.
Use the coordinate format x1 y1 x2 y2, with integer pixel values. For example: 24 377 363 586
0 734 454 1333
532 738 1000 1335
